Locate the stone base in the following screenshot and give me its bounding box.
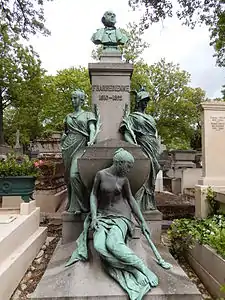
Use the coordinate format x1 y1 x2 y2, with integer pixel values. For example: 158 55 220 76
198 177 225 186
2 188 67 213
100 50 122 63
62 210 162 245
34 188 67 213
30 238 201 300
143 210 162 245
186 243 225 299
62 212 87 245
0 206 47 299
195 184 225 218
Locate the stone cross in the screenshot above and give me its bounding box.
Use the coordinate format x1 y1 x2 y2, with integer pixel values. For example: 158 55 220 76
15 130 21 149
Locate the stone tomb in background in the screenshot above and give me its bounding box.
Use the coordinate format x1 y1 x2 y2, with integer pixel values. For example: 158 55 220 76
195 101 225 218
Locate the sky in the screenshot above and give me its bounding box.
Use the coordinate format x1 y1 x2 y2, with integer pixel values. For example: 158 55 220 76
29 0 225 99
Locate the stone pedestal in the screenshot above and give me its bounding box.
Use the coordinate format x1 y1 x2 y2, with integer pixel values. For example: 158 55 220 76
143 210 162 245
2 188 67 213
0 201 47 300
195 185 225 218
62 210 162 245
195 102 225 218
78 139 150 196
62 212 87 245
30 238 201 300
89 52 133 142
198 102 225 186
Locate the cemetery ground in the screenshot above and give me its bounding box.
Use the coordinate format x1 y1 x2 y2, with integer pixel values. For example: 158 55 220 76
9 192 216 300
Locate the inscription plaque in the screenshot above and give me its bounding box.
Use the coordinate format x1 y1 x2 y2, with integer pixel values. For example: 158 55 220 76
92 84 130 92
210 116 225 131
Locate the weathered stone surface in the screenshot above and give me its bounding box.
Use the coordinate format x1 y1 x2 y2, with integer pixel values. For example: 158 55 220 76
199 101 225 186
61 212 87 245
11 289 22 300
36 250 44 259
89 59 133 141
186 242 225 299
78 139 150 195
144 210 163 245
30 238 201 300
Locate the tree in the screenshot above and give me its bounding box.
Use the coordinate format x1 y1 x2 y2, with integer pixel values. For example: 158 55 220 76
92 22 150 63
131 58 206 149
0 0 53 38
128 0 225 67
0 26 45 144
39 67 91 133
3 66 91 145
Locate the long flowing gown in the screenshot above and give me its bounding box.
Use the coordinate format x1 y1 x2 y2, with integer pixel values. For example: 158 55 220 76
61 110 96 212
120 112 161 211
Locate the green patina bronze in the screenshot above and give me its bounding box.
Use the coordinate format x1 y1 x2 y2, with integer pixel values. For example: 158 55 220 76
91 11 129 51
120 87 161 211
0 176 36 202
61 89 101 213
66 148 171 300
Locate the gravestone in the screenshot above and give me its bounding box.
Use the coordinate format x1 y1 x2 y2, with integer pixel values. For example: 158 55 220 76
196 101 225 218
198 102 225 185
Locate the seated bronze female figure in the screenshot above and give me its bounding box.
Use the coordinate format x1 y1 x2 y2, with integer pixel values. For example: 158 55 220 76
66 148 170 300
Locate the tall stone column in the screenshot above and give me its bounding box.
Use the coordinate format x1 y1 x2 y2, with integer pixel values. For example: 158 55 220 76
198 102 225 186
89 51 133 142
195 101 225 218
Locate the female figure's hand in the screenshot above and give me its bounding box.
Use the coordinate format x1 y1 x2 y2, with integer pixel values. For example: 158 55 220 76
87 140 94 146
91 218 99 230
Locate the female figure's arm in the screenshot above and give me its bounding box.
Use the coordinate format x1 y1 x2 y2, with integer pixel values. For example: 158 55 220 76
90 171 101 229
124 131 136 145
88 121 96 146
123 178 150 235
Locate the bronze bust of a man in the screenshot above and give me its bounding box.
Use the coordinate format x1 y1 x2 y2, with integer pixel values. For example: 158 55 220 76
91 11 128 50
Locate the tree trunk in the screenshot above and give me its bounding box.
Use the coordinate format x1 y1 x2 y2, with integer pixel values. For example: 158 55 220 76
0 95 4 145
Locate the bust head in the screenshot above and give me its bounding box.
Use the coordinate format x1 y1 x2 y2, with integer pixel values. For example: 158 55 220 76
101 11 116 28
113 148 134 177
71 89 86 109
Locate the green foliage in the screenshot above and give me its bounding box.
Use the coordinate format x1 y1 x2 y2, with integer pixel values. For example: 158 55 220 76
131 59 206 149
206 186 220 216
39 67 91 132
0 25 45 145
128 0 225 67
0 0 53 39
3 66 91 146
168 215 225 259
210 9 225 67
0 153 41 177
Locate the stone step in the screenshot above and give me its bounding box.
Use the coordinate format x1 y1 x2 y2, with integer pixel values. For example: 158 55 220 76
0 208 40 263
30 238 201 300
0 226 47 300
